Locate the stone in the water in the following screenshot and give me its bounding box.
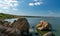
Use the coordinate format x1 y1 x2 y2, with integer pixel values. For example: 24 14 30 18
36 20 52 31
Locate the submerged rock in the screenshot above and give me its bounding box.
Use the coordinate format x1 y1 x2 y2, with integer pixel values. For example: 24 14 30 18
43 32 55 36
36 20 52 31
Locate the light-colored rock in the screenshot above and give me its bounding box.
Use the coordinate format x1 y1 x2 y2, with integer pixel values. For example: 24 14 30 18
36 20 52 31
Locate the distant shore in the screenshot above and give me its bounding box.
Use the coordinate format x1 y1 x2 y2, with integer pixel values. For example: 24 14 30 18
0 13 59 19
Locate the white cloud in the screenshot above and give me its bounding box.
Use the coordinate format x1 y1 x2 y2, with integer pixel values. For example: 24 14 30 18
29 2 43 6
14 3 18 6
12 8 17 11
0 0 18 12
29 3 34 6
3 7 9 9
34 2 43 5
0 10 9 13
34 0 38 1
34 2 38 5
29 0 43 6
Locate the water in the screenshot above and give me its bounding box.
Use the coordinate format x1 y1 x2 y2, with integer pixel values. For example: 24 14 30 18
5 17 60 36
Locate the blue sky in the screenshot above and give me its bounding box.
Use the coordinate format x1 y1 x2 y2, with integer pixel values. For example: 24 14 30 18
0 0 60 17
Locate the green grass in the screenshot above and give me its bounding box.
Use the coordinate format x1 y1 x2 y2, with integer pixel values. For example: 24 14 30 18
0 13 20 19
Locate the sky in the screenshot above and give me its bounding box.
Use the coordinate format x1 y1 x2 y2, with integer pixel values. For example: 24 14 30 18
0 0 60 17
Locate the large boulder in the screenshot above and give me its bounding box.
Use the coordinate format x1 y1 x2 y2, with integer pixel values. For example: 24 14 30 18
36 20 55 36
12 18 30 31
36 20 52 31
10 18 30 36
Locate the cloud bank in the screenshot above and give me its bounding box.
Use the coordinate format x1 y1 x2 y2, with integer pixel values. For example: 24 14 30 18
0 0 18 12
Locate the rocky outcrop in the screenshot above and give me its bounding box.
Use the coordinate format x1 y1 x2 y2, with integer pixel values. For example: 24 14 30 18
10 18 30 36
0 20 10 26
36 20 52 31
12 18 30 31
36 20 55 36
0 18 30 36
0 21 10 31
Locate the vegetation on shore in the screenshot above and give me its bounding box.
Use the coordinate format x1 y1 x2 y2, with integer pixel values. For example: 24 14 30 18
0 13 20 19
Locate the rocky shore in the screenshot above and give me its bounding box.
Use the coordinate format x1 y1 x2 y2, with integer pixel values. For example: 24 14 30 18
0 18 30 36
0 18 55 36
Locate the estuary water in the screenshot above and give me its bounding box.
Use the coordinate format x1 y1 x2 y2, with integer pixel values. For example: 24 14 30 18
5 17 60 36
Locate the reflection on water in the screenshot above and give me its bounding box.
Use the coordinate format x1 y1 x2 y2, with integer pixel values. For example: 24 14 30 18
4 17 60 36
